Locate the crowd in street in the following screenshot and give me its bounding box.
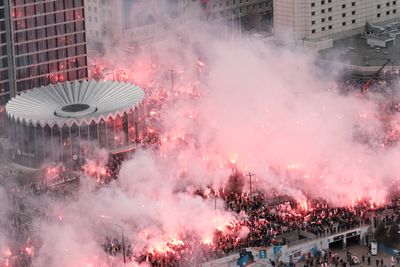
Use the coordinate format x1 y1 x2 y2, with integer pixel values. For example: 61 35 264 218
4 172 400 266
225 192 371 246
127 189 399 266
2 76 400 266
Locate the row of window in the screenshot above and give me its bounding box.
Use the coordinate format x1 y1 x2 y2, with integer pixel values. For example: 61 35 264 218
16 55 87 79
311 20 357 34
8 107 142 168
13 9 84 31
14 23 85 44
312 7 356 16
311 1 397 15
217 2 269 17
312 11 357 25
15 33 85 55
311 7 332 16
311 0 331 6
312 1 356 7
377 1 397 8
87 6 98 13
312 8 397 17
377 9 397 17
87 16 98 23
15 45 86 68
213 0 258 9
312 1 397 8
11 0 84 9
16 67 87 92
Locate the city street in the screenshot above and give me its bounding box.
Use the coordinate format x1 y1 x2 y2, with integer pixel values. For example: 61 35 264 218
331 245 398 267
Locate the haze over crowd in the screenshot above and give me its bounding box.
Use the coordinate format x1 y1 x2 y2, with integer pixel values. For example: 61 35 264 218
1 1 400 266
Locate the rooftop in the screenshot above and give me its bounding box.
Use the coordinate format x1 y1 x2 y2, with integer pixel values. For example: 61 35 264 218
6 80 144 127
319 34 400 67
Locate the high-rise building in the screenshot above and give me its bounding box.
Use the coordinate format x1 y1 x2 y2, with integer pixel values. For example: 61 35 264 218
0 0 88 106
274 0 400 41
84 0 123 47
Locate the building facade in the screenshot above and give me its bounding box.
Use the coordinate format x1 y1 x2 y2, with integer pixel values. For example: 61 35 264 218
274 0 400 41
84 0 273 49
6 80 145 168
180 0 272 24
0 0 88 106
84 0 123 47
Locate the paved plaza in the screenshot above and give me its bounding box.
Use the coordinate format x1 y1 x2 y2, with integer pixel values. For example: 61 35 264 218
331 245 398 267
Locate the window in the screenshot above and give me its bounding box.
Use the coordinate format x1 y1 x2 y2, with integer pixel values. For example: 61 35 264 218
312 20 315 25
321 9 325 13
321 26 325 31
377 4 381 8
311 2 315 7
386 10 390 15
342 21 346 26
321 0 324 4
328 7 332 11
36 15 46 27
45 2 54 12
342 4 346 8
352 11 356 15
352 19 356 24
56 12 65 23
394 9 397 13
328 25 332 29
342 13 346 17
45 13 55 24
377 13 381 17
386 2 390 6
311 11 315 15
311 29 316 34
328 0 331 2
394 1 397 5
352 2 355 6
328 16 332 20
321 18 325 22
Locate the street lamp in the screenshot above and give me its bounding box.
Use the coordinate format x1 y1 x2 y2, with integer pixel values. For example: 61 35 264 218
112 223 126 264
170 69 174 93
246 172 255 245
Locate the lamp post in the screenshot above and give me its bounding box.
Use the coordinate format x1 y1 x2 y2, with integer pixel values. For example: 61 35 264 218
246 172 255 245
214 192 217 211
170 69 174 93
112 223 126 264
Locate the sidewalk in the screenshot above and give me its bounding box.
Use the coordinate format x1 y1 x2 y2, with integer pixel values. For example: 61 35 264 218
331 245 398 267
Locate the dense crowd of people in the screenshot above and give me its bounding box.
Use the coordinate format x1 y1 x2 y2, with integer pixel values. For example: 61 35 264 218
2 75 400 266
100 188 399 266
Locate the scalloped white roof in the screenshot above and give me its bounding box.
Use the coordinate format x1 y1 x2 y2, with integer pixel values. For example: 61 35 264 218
6 80 144 127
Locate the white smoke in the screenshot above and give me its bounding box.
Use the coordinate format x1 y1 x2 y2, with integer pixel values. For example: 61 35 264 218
2 1 400 266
